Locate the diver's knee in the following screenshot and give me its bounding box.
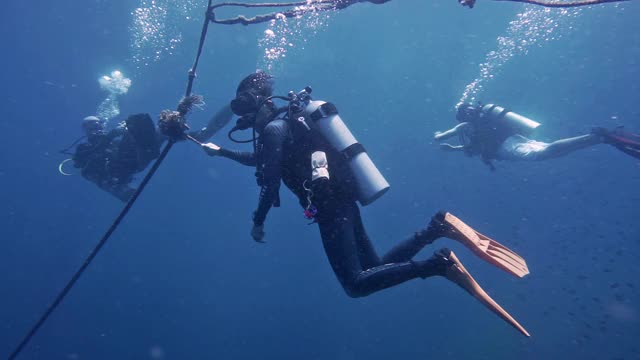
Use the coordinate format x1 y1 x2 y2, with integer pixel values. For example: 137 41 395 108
341 281 371 298
343 287 367 298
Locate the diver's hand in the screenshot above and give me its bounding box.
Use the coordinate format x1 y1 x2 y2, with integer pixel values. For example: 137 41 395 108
440 143 463 152
202 142 221 156
434 131 444 140
251 224 265 243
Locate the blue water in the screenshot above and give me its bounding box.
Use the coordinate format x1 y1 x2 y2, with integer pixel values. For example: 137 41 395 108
1 1 639 359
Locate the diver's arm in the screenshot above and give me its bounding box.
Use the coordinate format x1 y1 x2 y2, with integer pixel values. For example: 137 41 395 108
439 143 466 152
72 143 92 168
202 142 257 167
219 148 257 167
434 122 469 141
189 105 234 142
106 126 127 140
252 120 287 228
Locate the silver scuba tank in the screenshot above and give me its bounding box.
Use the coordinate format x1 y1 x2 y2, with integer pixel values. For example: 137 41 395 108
480 104 541 136
293 99 390 206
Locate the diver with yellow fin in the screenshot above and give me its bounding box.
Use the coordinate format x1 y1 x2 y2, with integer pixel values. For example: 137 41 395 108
198 72 530 337
435 102 640 170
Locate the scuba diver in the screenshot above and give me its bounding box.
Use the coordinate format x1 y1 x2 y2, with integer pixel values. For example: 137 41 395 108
198 72 532 336
435 103 640 170
61 105 234 202
65 114 161 202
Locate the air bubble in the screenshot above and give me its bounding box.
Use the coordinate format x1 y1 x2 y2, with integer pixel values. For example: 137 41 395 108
457 6 582 108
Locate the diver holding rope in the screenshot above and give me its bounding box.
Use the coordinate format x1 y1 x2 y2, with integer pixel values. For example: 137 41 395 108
195 72 531 336
14 0 630 356
60 104 233 201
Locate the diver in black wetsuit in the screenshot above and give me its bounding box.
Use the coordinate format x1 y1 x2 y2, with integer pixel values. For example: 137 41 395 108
197 72 532 336
202 72 454 297
65 105 234 202
71 114 161 201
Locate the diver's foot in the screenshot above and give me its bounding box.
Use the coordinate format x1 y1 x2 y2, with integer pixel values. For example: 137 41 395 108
421 211 453 243
428 247 471 286
591 127 611 143
437 248 473 291
595 126 640 159
415 248 455 278
427 212 530 278
458 0 476 8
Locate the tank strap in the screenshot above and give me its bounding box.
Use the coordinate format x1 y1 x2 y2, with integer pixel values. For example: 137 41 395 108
483 104 497 113
484 104 511 120
342 142 366 160
310 102 338 122
496 107 511 119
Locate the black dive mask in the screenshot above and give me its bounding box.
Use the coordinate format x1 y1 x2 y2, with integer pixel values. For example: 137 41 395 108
228 101 279 144
230 91 263 116
456 104 478 123
82 120 106 137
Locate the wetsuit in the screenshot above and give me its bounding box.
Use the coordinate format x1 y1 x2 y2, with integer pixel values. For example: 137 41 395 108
220 118 448 297
462 113 602 163
460 110 515 163
73 113 160 201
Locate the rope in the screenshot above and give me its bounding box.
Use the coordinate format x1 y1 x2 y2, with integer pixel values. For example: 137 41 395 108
8 141 174 360
186 0 214 97
209 0 630 21
491 0 629 7
8 1 216 358
211 0 315 10
209 0 363 25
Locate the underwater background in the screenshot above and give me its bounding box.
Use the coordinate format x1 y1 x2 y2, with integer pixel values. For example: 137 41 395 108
1 0 639 359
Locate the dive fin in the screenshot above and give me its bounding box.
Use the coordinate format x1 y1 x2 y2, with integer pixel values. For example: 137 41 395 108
443 250 530 337
606 128 640 160
125 113 161 170
126 113 160 152
431 212 529 278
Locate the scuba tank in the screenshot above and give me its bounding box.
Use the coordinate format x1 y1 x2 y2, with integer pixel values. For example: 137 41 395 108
289 88 390 206
479 104 541 136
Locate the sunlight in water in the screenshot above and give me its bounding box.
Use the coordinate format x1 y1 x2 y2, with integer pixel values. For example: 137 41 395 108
457 6 582 108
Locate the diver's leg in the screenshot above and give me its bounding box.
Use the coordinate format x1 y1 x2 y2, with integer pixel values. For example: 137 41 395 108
98 181 135 202
111 185 136 202
381 229 439 264
379 212 451 263
190 105 234 142
346 202 444 267
350 204 382 269
535 134 601 160
318 204 446 298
